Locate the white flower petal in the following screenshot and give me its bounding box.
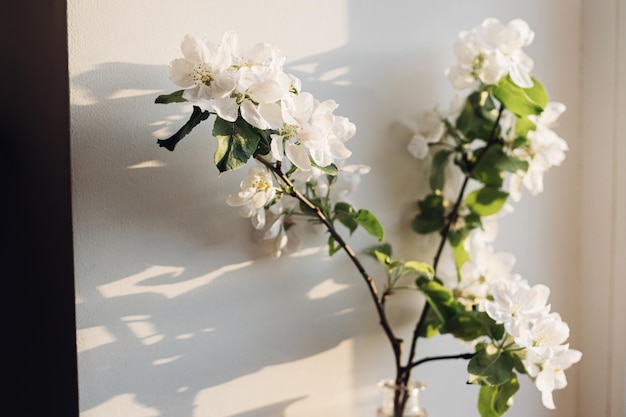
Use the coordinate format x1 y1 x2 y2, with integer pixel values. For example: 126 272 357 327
258 102 284 130
213 97 239 122
285 142 312 171
248 80 283 104
408 134 429 159
167 58 196 88
270 134 285 161
241 99 270 129
181 34 210 64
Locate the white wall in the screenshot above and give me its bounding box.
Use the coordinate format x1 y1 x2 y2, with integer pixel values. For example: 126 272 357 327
580 1 626 416
69 1 589 417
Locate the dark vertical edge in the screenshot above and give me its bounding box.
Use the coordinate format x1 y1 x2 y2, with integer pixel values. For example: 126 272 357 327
0 1 78 416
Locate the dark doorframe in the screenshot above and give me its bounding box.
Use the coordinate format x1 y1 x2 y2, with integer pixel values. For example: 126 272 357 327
1 1 78 416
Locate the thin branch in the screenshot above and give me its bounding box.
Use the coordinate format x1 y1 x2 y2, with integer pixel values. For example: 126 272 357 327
410 352 475 369
407 103 505 374
254 155 405 366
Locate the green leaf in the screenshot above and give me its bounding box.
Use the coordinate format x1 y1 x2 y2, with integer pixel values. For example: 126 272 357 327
514 116 536 140
365 242 393 259
355 209 384 241
430 150 452 192
471 146 505 187
468 348 515 386
255 128 272 156
465 213 483 233
448 229 470 271
334 203 384 241
478 377 520 417
493 76 544 117
212 117 263 173
403 261 435 280
441 311 490 341
412 194 446 234
155 90 187 104
465 186 509 217
311 161 339 176
471 144 529 186
442 311 504 342
418 306 443 338
416 277 461 322
477 312 505 341
156 105 211 151
327 236 341 256
334 202 359 234
455 91 499 141
525 76 549 108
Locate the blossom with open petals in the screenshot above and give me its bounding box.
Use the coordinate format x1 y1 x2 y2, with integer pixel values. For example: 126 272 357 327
403 110 445 159
478 18 535 87
168 34 236 101
457 234 517 307
515 313 571 358
508 102 568 201
305 99 356 168
271 96 355 177
446 18 535 89
484 277 551 338
523 347 582 409
192 31 296 130
226 165 277 228
252 202 301 258
270 92 316 172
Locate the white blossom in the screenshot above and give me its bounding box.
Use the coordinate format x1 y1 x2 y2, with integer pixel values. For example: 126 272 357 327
271 96 356 177
168 34 236 101
446 17 535 89
252 203 301 258
314 163 370 202
403 110 446 159
226 165 277 228
456 233 516 307
508 102 568 201
484 277 551 338
523 346 582 409
515 313 571 358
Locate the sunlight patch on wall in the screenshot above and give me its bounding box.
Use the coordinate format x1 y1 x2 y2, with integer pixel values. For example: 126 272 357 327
108 88 161 100
289 246 324 258
121 315 164 345
318 66 352 86
127 160 166 169
70 84 99 106
76 325 116 353
308 278 350 300
81 393 160 417
192 339 356 417
97 261 253 299
153 355 182 366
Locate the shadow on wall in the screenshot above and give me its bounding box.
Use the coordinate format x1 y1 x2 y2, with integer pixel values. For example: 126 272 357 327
71 2 483 416
72 62 390 417
71 61 417 417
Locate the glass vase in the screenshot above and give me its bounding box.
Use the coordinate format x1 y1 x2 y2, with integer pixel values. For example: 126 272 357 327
376 380 427 417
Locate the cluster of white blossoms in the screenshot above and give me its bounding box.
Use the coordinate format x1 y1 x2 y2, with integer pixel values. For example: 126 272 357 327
159 21 580 416
504 102 569 201
404 99 568 202
446 17 535 89
405 18 568 203
485 276 582 409
168 32 356 174
400 17 579 410
168 32 363 256
438 224 581 409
